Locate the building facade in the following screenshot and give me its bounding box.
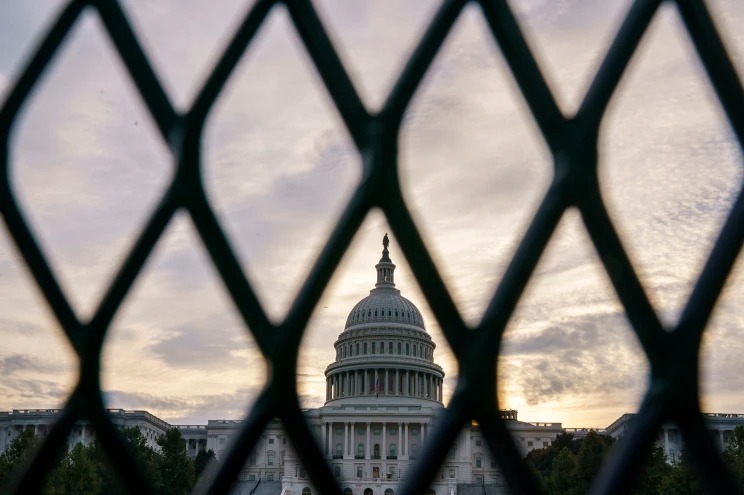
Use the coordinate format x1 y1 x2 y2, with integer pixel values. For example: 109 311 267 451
3 240 741 494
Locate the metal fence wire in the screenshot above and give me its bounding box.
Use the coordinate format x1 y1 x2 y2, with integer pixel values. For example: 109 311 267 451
1 0 743 493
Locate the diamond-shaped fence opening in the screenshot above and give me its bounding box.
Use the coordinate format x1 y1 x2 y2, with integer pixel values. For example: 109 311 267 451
1 0 743 494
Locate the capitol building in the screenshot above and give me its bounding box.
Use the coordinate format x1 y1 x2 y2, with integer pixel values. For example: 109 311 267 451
1 238 742 495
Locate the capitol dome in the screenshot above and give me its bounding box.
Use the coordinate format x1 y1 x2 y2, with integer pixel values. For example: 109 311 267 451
324 235 444 405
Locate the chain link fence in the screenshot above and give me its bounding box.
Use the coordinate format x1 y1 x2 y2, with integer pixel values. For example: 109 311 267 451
1 0 743 493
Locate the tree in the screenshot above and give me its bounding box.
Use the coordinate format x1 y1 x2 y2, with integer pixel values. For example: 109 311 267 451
575 431 613 492
156 428 195 495
194 449 217 480
94 426 161 494
631 445 673 495
549 447 579 495
0 427 38 490
723 425 744 487
44 442 101 495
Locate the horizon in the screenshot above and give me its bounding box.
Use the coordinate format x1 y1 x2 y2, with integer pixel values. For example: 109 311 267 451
1 0 744 430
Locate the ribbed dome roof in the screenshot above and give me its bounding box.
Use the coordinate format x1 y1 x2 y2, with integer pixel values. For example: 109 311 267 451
344 288 425 329
344 235 425 330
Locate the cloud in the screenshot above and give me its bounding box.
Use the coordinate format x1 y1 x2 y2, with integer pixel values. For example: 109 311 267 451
149 325 256 370
103 388 260 424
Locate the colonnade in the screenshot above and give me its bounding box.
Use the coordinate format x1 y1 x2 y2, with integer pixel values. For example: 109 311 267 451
326 368 443 402
320 421 430 460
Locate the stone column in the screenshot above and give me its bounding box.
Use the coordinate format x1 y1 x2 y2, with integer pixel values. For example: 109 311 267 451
385 369 389 395
374 369 379 395
664 428 670 455
382 423 387 459
398 422 403 458
396 369 400 394
327 422 333 457
366 423 371 459
351 422 356 457
344 422 349 457
321 423 327 456
404 423 408 457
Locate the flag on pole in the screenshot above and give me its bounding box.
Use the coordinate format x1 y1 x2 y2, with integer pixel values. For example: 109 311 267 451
375 378 380 398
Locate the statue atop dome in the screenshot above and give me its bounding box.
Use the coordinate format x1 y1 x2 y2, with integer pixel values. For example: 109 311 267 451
382 233 389 249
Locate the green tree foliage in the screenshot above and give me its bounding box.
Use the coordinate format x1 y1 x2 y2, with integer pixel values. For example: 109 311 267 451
94 426 161 494
549 447 579 495
0 427 38 490
631 445 673 495
194 449 217 480
724 425 744 487
44 443 102 495
155 428 195 495
575 430 613 492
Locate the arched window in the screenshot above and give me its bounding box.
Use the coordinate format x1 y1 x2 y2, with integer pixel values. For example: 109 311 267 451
413 346 417 357
385 490 394 495
381 341 384 353
406 343 410 355
357 443 365 458
372 342 376 354
364 489 373 495
356 343 359 355
302 488 312 495
335 443 343 457
389 342 393 353
397 343 401 354
389 443 397 458
410 443 418 459
425 490 436 495
343 489 353 495
373 444 380 458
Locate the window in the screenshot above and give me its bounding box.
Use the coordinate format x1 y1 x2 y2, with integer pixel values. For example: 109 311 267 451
448 468 456 479
267 473 274 481
364 343 368 354
389 342 393 353
357 443 365 458
374 428 380 435
385 489 394 495
302 488 311 495
398 343 401 354
336 443 343 457
476 456 482 468
381 341 384 353
267 453 275 465
248 474 256 481
475 440 481 446
268 438 274 444
543 441 549 448
413 346 417 357
334 465 341 477
373 466 380 479
389 443 397 458
356 343 359 355
356 466 363 478
527 441 533 448
411 428 419 436
406 343 410 355
390 428 397 435
372 342 376 354
344 489 353 495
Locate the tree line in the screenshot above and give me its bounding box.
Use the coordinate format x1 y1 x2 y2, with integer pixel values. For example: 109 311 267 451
525 426 744 494
0 426 216 495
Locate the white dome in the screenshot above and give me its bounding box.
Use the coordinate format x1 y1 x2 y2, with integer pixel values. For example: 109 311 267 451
344 287 425 329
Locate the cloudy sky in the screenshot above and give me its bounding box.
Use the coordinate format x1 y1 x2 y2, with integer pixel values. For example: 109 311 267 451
0 0 743 430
